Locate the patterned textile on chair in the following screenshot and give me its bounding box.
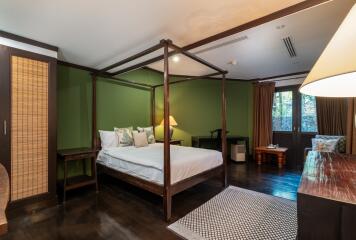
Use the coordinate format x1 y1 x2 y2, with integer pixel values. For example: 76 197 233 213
315 135 346 153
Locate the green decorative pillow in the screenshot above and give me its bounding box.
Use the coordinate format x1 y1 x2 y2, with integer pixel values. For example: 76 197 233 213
114 127 134 146
137 126 155 144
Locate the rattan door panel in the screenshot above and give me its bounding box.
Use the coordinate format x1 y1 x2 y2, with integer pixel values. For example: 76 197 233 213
10 56 49 201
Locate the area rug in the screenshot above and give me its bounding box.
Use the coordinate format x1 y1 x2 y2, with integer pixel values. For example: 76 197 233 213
168 186 297 240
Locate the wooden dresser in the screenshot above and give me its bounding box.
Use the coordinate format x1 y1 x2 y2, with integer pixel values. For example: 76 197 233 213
298 151 356 240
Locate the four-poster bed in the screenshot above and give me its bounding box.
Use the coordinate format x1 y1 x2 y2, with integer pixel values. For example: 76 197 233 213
92 39 228 221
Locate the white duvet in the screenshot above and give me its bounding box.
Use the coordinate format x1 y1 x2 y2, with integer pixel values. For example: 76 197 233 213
97 143 222 185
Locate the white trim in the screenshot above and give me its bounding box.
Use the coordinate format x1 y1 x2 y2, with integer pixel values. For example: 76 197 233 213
0 37 57 58
258 74 307 87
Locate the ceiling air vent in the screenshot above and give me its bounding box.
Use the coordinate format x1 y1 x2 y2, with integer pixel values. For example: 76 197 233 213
283 37 297 58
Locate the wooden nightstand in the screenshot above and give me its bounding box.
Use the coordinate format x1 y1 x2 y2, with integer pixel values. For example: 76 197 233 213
57 148 99 202
156 139 183 145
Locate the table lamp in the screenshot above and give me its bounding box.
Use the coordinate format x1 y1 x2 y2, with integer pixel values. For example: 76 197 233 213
299 4 356 97
160 115 178 139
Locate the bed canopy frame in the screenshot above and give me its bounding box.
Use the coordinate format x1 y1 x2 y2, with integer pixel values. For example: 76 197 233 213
91 39 228 221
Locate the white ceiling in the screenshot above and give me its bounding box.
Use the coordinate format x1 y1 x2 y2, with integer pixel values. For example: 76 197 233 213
0 0 354 79
148 0 355 79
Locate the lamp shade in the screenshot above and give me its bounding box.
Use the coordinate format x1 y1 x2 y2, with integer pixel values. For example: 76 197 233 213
160 115 178 126
299 4 356 97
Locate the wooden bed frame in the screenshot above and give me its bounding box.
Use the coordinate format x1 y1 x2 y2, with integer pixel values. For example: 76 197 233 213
91 39 228 221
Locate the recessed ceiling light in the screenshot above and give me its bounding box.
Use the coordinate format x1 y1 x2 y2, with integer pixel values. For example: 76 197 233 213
228 60 238 65
172 55 180 63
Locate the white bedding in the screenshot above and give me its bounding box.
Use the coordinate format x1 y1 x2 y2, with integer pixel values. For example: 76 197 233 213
97 143 222 185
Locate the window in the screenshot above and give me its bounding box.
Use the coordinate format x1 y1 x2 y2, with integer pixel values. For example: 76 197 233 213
272 91 293 131
301 94 318 132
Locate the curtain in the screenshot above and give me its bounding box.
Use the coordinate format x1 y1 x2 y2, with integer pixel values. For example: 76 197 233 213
346 98 356 154
253 82 275 151
316 97 347 135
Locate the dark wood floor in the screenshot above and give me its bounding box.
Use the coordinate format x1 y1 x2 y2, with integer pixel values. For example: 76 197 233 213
3 162 301 240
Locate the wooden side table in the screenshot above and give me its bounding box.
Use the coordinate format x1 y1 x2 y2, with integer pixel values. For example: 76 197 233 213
156 139 183 145
255 146 288 168
57 148 99 202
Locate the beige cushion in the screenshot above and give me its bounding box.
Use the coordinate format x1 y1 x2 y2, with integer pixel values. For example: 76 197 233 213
137 126 155 144
133 131 149 148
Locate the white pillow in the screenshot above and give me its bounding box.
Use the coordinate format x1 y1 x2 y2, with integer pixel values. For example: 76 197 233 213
311 138 338 152
133 131 149 148
99 130 118 149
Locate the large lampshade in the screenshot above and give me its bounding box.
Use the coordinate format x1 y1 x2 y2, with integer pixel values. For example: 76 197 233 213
300 4 356 97
160 115 178 126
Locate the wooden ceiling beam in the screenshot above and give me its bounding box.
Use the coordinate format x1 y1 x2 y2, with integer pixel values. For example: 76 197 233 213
97 42 164 74
183 0 331 51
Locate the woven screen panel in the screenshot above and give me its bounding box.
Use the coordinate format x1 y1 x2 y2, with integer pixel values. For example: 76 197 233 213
11 56 49 201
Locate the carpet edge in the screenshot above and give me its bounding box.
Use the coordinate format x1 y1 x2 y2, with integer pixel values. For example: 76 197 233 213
168 222 206 240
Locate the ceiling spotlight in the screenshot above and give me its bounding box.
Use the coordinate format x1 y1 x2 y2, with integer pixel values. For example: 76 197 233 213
228 60 238 65
172 55 180 63
276 24 286 30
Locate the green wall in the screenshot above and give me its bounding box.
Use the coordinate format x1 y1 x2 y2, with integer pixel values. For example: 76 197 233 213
57 65 253 178
57 66 153 177
57 66 154 150
154 80 253 148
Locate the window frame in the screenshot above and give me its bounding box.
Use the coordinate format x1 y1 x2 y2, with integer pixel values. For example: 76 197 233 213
272 86 296 134
272 85 318 134
300 93 318 134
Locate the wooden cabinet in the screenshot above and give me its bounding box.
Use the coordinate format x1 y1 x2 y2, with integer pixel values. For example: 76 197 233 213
0 45 57 207
298 151 356 240
156 139 182 145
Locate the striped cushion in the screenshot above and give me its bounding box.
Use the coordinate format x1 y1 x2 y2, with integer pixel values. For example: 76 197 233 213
315 135 346 153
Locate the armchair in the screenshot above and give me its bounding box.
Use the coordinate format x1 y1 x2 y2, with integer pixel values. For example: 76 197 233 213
304 135 346 159
0 163 9 235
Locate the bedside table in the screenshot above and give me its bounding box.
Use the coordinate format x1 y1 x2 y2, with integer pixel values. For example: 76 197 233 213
57 148 99 202
156 139 183 145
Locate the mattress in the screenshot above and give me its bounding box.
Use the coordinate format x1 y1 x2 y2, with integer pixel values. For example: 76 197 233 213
97 143 223 185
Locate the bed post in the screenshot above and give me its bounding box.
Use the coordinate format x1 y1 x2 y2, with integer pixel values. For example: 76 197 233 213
162 40 172 221
92 74 97 150
151 87 156 135
221 73 228 187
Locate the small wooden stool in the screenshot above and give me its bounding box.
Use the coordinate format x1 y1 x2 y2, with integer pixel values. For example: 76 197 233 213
0 163 9 235
255 146 288 168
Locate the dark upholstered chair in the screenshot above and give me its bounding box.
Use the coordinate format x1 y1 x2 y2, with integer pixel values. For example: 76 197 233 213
304 135 346 159
0 163 9 235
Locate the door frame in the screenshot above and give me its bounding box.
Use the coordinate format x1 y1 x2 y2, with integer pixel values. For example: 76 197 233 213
0 44 57 204
272 84 317 169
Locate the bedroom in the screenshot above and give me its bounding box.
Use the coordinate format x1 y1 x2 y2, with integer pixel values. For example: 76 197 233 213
0 0 355 239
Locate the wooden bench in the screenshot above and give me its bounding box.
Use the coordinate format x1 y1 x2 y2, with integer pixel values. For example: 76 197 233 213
0 163 9 235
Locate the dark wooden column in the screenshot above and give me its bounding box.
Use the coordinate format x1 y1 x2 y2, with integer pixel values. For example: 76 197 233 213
91 74 97 150
221 74 228 187
163 41 172 221
151 87 156 135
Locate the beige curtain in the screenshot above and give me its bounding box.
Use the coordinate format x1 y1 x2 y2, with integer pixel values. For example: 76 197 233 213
346 98 356 154
253 82 275 150
316 97 347 135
